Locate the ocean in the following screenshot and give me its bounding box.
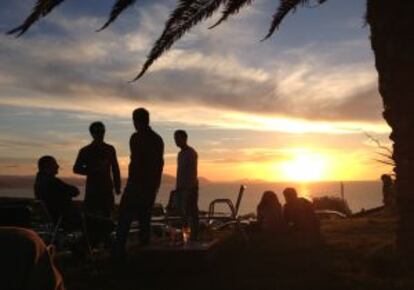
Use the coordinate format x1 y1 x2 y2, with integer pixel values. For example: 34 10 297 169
0 180 382 215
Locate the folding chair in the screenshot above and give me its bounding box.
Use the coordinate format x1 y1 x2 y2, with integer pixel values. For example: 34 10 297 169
28 199 98 260
207 185 246 226
207 185 249 246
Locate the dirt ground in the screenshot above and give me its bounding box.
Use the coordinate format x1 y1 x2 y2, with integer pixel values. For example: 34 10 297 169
61 214 414 290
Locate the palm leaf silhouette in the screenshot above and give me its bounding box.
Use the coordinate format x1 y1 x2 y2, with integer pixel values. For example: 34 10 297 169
263 0 327 40
7 0 65 37
209 0 253 29
132 0 227 81
97 0 137 32
8 0 330 79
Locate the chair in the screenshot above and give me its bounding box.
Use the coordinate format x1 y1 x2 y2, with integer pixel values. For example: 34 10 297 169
207 185 246 225
207 185 249 246
13 199 95 256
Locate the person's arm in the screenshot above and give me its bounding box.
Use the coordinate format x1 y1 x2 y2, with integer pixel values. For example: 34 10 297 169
55 178 79 198
73 149 87 176
257 206 263 227
155 137 164 190
111 146 121 195
124 134 136 193
34 174 42 200
283 205 293 225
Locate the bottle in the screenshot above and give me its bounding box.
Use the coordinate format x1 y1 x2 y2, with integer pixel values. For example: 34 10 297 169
182 226 191 244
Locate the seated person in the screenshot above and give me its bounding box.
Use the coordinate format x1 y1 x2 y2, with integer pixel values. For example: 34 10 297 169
282 187 320 241
257 191 285 234
0 227 65 290
34 155 81 230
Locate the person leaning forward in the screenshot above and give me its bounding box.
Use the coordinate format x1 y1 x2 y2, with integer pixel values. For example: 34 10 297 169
34 156 81 230
283 187 320 244
113 108 164 257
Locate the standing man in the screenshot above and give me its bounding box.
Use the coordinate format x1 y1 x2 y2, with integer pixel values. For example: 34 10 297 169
174 130 199 241
114 108 164 256
73 121 121 218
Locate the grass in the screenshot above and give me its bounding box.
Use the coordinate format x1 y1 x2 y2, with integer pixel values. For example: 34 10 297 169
60 212 414 290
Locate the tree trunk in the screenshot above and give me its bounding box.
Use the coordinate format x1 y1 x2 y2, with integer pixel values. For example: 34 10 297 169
367 0 414 255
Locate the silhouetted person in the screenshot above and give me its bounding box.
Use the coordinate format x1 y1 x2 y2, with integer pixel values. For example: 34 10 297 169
257 191 285 235
174 130 199 241
283 187 320 242
34 156 81 230
166 190 180 216
73 121 121 218
114 108 164 257
381 174 395 207
0 227 65 290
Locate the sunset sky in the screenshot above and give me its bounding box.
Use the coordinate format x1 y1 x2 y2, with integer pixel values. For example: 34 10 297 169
0 0 391 182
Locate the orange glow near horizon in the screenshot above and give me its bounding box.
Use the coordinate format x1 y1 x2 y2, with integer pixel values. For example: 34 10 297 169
4 147 389 184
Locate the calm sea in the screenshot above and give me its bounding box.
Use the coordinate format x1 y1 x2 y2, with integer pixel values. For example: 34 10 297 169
0 180 382 214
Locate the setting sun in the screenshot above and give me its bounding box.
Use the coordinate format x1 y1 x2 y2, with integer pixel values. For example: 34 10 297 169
281 151 327 182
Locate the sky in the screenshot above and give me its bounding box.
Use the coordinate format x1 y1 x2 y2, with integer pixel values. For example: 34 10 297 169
0 0 392 182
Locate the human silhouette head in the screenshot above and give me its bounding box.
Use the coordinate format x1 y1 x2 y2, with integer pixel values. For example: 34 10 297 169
259 190 280 208
381 174 392 182
132 108 150 131
174 130 188 149
381 174 392 185
89 121 105 142
283 187 298 204
38 156 59 176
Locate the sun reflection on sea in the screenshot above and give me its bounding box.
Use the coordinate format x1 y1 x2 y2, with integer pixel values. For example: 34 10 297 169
296 183 312 200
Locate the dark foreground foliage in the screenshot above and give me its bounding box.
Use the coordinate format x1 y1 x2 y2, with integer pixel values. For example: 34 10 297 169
58 212 414 290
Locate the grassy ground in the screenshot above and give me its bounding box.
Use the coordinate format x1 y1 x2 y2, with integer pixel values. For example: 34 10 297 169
61 213 414 290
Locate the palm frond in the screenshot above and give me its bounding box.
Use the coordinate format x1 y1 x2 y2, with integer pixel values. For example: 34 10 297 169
132 0 226 81
304 0 327 8
209 0 253 29
262 0 305 41
7 0 65 37
97 0 137 32
262 0 327 41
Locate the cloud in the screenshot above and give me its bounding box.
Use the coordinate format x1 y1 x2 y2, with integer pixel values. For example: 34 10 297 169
0 1 385 130
204 147 290 164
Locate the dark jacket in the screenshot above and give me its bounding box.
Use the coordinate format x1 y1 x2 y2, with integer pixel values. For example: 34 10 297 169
125 127 164 194
34 173 79 224
283 197 319 233
73 142 121 197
